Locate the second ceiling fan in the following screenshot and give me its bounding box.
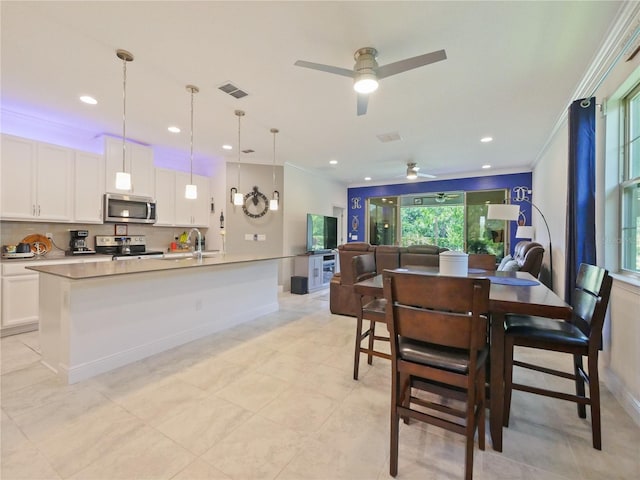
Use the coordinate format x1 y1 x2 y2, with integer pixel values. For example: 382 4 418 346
295 47 447 116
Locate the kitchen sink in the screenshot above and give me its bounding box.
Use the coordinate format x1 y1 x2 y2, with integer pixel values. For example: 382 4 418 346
161 251 220 260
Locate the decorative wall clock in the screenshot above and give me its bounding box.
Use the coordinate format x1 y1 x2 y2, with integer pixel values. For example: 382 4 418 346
242 186 269 218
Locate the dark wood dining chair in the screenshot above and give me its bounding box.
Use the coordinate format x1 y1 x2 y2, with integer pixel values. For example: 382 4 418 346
383 271 490 480
468 253 497 270
503 263 613 449
352 254 389 380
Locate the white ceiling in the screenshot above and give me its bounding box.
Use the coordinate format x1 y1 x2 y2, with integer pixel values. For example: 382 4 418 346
0 1 625 186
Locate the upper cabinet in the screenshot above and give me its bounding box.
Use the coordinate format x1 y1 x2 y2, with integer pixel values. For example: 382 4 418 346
1 135 73 222
155 168 210 227
74 152 105 223
104 137 155 197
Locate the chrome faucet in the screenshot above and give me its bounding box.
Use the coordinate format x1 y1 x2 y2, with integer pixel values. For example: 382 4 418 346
187 228 202 260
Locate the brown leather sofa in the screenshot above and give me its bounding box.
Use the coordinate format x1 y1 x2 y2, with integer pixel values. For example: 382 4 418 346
330 243 448 317
512 241 545 277
497 241 545 277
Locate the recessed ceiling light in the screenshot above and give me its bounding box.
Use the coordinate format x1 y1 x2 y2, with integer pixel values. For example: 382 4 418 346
79 95 97 105
480 136 493 143
364 177 372 181
329 159 338 165
167 126 180 133
222 144 233 150
482 164 491 169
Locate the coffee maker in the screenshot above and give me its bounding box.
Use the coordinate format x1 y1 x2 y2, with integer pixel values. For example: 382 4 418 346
67 230 96 255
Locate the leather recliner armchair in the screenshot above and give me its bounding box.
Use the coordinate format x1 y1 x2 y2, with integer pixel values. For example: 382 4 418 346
512 241 545 277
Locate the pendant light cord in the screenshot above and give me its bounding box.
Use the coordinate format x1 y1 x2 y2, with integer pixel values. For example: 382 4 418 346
271 128 278 189
121 55 127 172
189 87 194 184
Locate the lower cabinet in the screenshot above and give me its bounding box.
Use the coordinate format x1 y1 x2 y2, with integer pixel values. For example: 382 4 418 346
294 253 336 292
1 256 112 336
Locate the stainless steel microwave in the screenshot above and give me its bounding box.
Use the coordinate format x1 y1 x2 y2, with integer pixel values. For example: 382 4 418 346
104 193 157 224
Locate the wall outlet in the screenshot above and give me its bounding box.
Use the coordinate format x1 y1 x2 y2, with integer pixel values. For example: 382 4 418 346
45 232 53 239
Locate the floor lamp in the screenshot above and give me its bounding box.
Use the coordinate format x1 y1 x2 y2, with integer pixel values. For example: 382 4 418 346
487 202 553 289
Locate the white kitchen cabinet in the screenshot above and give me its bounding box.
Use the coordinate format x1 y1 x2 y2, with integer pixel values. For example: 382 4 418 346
1 256 113 337
104 137 155 197
74 151 105 223
1 135 73 222
154 168 209 227
154 168 176 226
175 172 210 227
294 253 336 292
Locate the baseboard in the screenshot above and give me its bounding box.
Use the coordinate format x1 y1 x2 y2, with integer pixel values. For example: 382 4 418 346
603 367 640 427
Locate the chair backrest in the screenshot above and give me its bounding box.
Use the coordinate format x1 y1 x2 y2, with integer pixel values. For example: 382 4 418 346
571 263 613 344
338 242 374 285
383 271 490 351
352 253 377 283
468 253 497 270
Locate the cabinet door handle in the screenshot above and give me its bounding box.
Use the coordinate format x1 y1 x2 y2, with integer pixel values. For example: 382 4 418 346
32 205 36 216
37 205 41 216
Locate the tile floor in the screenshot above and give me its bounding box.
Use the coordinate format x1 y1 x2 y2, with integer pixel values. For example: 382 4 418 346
1 290 639 479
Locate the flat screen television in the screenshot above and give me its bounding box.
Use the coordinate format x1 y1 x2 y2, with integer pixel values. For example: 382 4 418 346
306 213 338 253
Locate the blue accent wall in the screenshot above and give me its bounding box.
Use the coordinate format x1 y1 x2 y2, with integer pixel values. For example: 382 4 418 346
347 172 533 254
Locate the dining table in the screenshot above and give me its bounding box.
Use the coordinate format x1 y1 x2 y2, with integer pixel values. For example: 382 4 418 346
353 266 572 452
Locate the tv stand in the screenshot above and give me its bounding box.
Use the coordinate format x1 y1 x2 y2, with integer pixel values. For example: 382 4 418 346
294 252 336 292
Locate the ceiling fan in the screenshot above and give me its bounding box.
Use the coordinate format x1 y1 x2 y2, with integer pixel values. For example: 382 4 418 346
426 192 460 203
405 162 436 180
294 47 447 115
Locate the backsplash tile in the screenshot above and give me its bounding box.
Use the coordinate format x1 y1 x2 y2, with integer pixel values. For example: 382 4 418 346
1 221 209 254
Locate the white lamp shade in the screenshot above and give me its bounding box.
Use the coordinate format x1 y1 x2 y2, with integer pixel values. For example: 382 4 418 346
515 226 535 239
185 184 197 199
486 203 520 221
353 73 379 94
115 171 131 191
233 192 244 206
269 198 279 211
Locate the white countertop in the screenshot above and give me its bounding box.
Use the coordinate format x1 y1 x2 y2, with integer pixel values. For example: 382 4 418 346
26 252 291 279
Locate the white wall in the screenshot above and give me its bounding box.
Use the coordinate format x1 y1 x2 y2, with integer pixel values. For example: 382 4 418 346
533 7 640 424
282 163 347 290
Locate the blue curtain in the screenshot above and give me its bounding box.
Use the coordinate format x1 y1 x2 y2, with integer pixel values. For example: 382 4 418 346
565 97 596 303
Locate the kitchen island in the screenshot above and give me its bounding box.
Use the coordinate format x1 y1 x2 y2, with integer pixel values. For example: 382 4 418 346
28 253 289 384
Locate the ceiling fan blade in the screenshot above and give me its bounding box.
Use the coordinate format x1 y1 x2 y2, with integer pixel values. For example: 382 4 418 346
376 49 447 79
294 60 354 78
356 93 369 116
418 173 437 179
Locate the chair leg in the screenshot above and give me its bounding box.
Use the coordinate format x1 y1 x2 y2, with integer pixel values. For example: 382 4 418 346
478 366 486 451
574 354 586 418
390 369 400 477
588 352 602 450
353 312 364 380
503 337 515 427
367 319 376 365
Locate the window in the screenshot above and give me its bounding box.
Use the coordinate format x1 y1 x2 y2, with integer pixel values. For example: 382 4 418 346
366 189 509 260
622 83 640 274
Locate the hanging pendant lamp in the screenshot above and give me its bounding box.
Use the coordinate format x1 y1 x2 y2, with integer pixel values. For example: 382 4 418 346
231 110 245 205
185 85 199 199
269 128 280 211
115 49 134 191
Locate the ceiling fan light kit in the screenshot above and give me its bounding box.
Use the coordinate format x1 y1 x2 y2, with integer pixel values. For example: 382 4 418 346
295 46 446 115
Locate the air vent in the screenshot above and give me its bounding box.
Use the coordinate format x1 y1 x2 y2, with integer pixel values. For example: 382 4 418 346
242 149 254 154
218 82 249 99
376 131 402 143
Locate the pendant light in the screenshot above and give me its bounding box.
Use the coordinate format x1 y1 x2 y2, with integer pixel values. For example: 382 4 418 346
184 85 199 199
115 49 134 191
231 110 245 205
269 128 280 211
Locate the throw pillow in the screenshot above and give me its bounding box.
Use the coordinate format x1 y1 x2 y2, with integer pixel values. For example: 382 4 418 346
498 255 513 271
502 259 520 272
